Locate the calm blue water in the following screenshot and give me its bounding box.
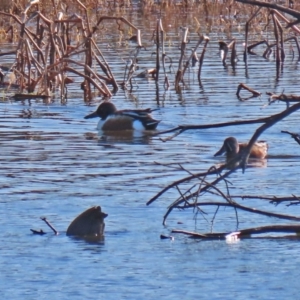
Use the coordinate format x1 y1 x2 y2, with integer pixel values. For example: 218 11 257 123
1 3 300 299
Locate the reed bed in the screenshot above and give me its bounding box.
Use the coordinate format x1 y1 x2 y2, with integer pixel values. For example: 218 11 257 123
0 0 298 102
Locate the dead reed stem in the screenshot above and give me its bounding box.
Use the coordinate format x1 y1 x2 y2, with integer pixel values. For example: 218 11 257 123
244 7 261 62
155 19 161 83
175 26 188 92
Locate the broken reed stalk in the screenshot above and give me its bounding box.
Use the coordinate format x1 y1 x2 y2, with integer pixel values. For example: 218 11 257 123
84 37 93 101
175 27 189 92
244 7 261 62
158 19 170 90
182 35 203 77
76 0 91 36
123 45 142 89
236 83 261 99
247 40 267 55
90 39 118 92
271 12 281 67
155 19 161 83
230 40 237 69
219 39 235 66
124 59 136 90
198 36 209 81
262 41 272 59
275 16 285 62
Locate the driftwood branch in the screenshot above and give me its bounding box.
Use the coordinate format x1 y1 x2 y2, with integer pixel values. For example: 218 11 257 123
172 224 300 239
236 83 261 100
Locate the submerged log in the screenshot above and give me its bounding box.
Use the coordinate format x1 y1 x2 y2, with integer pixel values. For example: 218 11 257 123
66 206 108 238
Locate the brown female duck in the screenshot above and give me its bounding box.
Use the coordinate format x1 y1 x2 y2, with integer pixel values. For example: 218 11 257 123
214 137 268 161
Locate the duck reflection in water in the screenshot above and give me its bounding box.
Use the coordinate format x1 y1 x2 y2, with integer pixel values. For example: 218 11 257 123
214 137 268 168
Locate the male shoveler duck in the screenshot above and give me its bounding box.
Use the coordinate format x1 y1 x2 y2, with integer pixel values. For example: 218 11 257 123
214 137 268 161
84 102 160 131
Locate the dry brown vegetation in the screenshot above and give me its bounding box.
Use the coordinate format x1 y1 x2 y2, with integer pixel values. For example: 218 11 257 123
1 0 299 102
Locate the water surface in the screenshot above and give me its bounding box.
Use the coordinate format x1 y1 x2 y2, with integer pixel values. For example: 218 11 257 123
1 5 300 299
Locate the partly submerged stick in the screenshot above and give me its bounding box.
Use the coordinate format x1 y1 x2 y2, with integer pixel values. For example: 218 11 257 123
41 217 59 235
172 224 300 239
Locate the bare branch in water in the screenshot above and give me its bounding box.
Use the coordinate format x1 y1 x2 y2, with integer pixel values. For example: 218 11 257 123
41 217 59 235
172 224 300 239
236 83 261 100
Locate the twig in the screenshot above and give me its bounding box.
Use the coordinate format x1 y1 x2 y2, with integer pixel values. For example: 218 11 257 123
175 201 300 222
30 229 46 235
236 83 261 99
198 36 210 80
281 130 300 146
40 217 59 235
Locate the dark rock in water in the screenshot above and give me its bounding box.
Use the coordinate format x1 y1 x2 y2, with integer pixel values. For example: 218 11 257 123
66 206 108 238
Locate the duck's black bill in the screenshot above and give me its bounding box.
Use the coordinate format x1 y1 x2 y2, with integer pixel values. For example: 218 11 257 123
214 145 226 157
84 111 98 119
